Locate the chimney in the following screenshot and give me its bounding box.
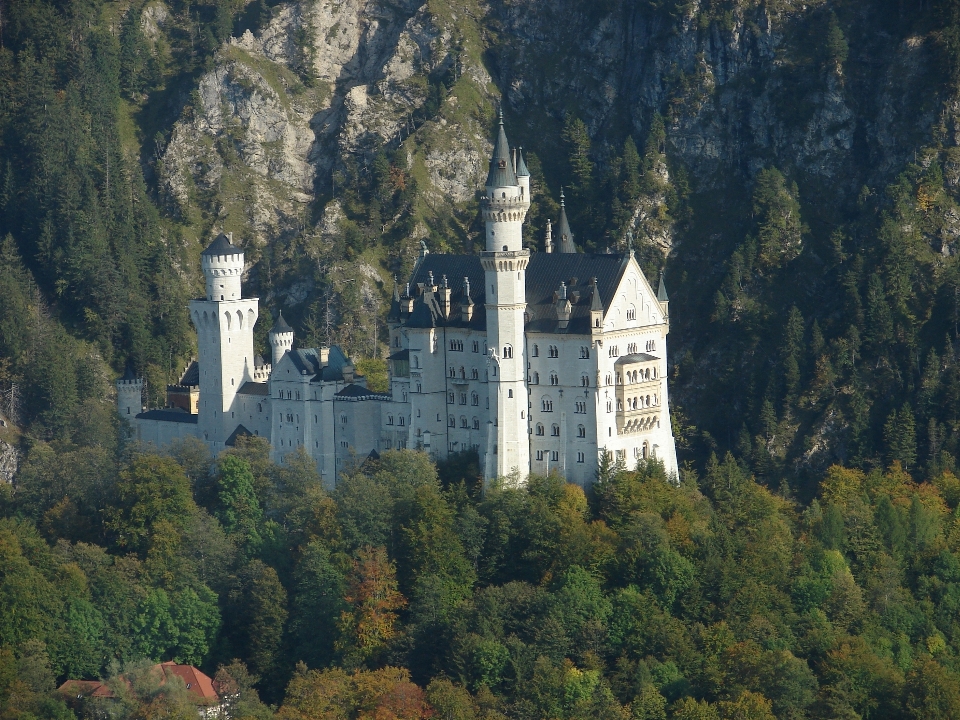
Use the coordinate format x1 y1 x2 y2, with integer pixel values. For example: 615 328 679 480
439 274 452 319
461 277 474 323
556 282 572 330
402 283 414 315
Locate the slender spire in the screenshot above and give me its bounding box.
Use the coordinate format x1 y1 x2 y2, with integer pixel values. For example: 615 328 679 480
485 105 518 188
558 187 576 253
516 147 529 177
462 277 473 306
657 271 669 302
388 276 401 322
590 276 603 312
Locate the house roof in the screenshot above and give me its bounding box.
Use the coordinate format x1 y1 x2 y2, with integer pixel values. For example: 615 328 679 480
159 662 219 704
334 384 391 400
225 425 252 447
58 680 116 699
59 663 218 706
136 409 199 424
400 251 631 335
615 352 659 365
238 381 269 396
179 360 199 386
201 232 243 257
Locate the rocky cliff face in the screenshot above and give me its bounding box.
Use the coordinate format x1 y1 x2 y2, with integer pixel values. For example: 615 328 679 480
158 0 943 258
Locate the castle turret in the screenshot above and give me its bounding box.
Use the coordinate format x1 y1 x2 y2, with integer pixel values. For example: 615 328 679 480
516 147 530 201
658 271 669 322
480 107 531 480
269 312 294 366
116 365 143 421
189 232 259 446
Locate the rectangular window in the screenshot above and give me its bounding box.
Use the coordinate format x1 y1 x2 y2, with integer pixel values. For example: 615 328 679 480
551 451 559 461
577 452 585 463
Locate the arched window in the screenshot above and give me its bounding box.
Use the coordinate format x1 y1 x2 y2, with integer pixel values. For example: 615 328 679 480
387 415 394 425
448 391 455 404
471 392 479 406
541 397 553 412
581 374 589 387
399 416 405 426
413 355 420 368
577 424 586 438
340 414 347 424
532 372 540 384
449 415 456 427
605 373 612 385
460 416 468 428
536 423 545 436
551 424 560 436
532 344 539 357
627 305 636 321
459 393 467 405
550 372 559 386
580 346 590 359
449 366 456 378
472 368 479 379
508 389 513 398
503 344 513 359
473 417 480 429
606 400 612 413
549 345 559 358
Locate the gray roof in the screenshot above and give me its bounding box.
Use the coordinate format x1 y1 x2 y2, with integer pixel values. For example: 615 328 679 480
202 232 243 257
225 424 252 446
270 311 293 334
334 384 392 400
615 353 660 365
485 110 518 188
136 409 199 424
238 381 269 396
121 365 138 382
516 148 529 177
315 345 354 382
557 190 576 254
657 272 669 302
402 252 631 335
179 360 199 386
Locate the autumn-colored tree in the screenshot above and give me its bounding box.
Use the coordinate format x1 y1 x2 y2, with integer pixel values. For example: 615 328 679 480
338 546 407 666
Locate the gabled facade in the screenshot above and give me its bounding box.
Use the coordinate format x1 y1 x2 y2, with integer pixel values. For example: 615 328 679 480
119 112 678 485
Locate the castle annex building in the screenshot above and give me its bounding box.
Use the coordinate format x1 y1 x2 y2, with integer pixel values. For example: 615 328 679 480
118 114 679 485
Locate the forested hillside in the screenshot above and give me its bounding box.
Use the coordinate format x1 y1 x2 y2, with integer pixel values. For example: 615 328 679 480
4 445 960 719
5 0 960 716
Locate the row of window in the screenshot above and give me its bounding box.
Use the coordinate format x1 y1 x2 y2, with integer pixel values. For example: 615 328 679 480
385 415 407 426
606 395 659 412
607 340 657 357
448 416 483 429
535 450 587 463
534 423 589 438
530 344 591 359
448 366 482 379
529 371 592 386
448 391 484 406
448 339 483 353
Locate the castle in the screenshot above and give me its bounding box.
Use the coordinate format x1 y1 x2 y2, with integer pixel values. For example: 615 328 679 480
118 113 679 486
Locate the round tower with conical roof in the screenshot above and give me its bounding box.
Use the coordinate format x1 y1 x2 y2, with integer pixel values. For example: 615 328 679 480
269 311 294 366
480 107 531 481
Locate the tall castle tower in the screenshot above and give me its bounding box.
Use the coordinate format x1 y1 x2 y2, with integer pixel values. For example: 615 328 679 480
481 110 531 480
189 233 259 445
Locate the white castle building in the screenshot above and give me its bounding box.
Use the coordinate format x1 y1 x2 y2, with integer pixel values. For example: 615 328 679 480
118 113 679 486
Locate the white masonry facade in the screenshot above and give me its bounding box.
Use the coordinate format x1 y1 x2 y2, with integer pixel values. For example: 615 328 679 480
118 115 679 486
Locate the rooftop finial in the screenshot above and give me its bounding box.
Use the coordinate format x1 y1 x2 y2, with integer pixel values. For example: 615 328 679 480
627 230 634 254
498 103 504 126
560 186 565 206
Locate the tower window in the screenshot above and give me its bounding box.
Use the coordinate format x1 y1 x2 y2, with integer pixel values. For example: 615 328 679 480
532 344 539 357
536 424 544 436
551 424 560 437
502 345 513 359
508 389 513 398
577 424 586 438
551 450 559 462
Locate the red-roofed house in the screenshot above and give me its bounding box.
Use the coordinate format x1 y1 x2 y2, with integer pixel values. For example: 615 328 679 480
58 662 223 717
